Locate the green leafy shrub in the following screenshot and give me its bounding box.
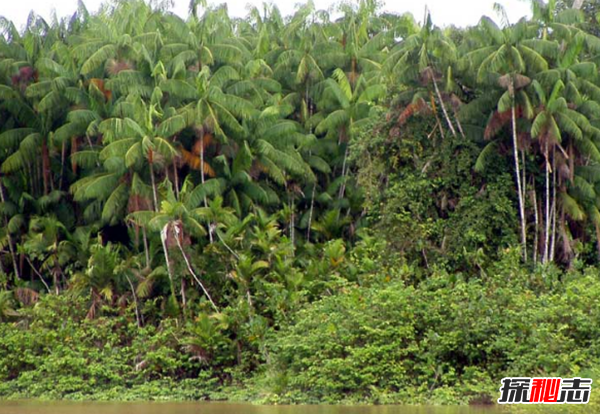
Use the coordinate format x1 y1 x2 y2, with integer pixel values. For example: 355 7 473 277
265 254 600 404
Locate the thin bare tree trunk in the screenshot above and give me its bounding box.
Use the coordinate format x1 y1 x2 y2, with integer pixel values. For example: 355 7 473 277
544 143 550 264
454 109 466 139
531 185 539 265
521 149 527 206
560 209 570 266
511 101 527 261
246 289 253 309
152 162 178 309
338 146 350 199
160 224 178 309
181 277 187 309
53 273 59 294
213 223 240 260
149 162 159 212
173 228 218 312
142 226 150 268
25 257 51 294
550 152 557 262
572 0 585 10
173 162 180 200
199 130 213 243
126 274 142 328
431 72 457 138
430 93 446 140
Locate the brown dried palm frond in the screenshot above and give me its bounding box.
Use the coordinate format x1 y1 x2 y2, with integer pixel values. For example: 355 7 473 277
398 97 431 126
181 149 216 177
484 109 513 140
89 78 112 101
192 132 214 155
498 74 531 92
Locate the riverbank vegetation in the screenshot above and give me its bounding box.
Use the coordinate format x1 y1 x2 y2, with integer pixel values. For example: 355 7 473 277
2 0 600 405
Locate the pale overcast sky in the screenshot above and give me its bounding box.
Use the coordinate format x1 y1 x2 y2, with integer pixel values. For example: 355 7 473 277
2 0 532 30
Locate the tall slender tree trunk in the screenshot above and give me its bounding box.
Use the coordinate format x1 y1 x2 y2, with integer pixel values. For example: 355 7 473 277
126 274 142 328
453 107 466 139
181 278 187 310
550 151 557 262
199 129 213 243
429 93 445 139
511 100 527 261
214 224 240 260
151 160 178 310
53 272 59 294
338 145 350 199
572 0 585 10
173 227 218 312
286 185 295 253
521 149 527 205
531 184 539 265
0 179 20 282
142 226 150 268
173 162 180 200
160 224 178 310
560 209 570 266
544 143 550 264
25 257 51 293
430 71 457 138
149 161 159 212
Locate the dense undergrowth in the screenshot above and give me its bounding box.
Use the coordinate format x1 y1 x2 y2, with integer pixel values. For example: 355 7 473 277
2 252 600 405
2 0 600 406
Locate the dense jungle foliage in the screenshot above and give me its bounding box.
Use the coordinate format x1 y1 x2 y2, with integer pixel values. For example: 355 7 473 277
2 0 600 405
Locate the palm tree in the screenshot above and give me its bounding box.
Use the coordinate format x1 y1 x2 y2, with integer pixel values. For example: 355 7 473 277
130 178 218 312
161 66 257 220
21 215 69 294
468 16 551 260
325 0 389 81
383 10 457 138
162 4 247 77
194 195 240 260
230 254 269 310
72 0 161 78
530 79 588 263
316 69 385 200
70 241 123 319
